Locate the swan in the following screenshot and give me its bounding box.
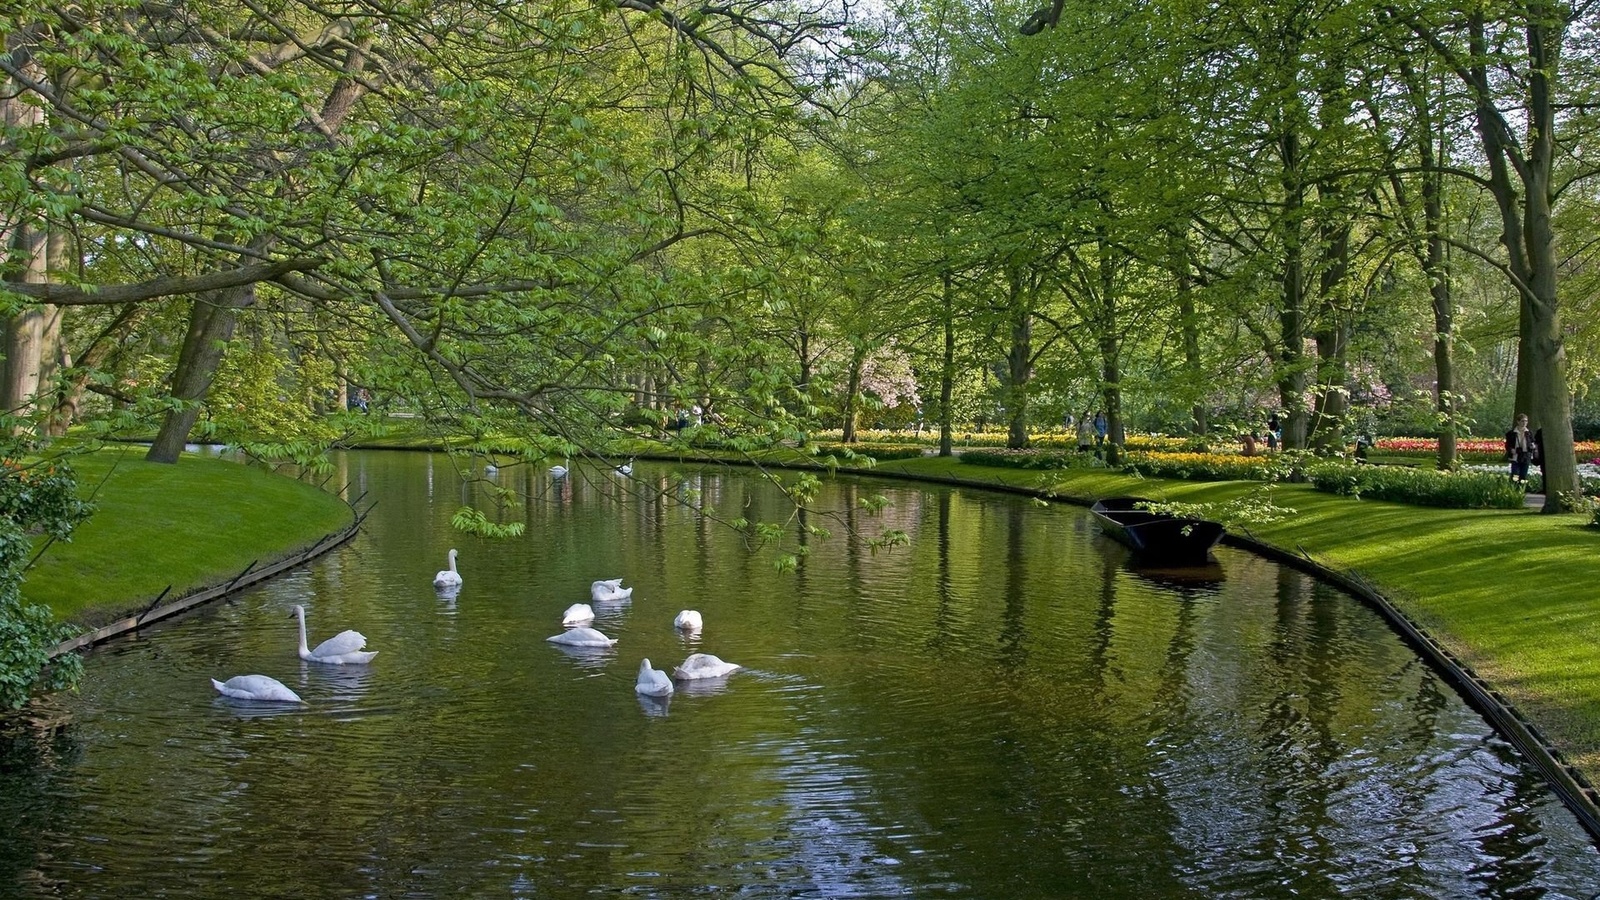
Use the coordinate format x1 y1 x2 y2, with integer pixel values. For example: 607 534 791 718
485 464 499 476
636 658 674 697
550 460 569 478
673 653 742 680
546 626 616 648
673 610 703 631
434 549 462 590
561 603 595 626
292 604 378 665
617 459 634 476
211 674 303 703
591 578 633 602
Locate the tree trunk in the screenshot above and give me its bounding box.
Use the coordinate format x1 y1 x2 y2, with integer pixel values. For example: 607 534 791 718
146 283 254 463
840 343 865 444
1425 172 1457 471
1003 267 1031 450
1310 226 1351 452
1277 127 1311 451
938 271 954 457
1453 7 1576 510
1177 249 1206 437
1096 232 1124 463
2 222 48 427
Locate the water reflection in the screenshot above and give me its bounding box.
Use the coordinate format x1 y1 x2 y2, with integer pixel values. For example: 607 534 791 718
636 695 671 718
2 452 1597 899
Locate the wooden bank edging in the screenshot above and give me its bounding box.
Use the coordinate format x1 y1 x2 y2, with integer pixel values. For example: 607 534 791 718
1223 532 1600 842
635 450 1600 844
48 517 362 658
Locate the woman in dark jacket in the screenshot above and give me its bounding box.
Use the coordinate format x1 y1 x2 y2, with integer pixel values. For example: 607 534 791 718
1506 413 1537 482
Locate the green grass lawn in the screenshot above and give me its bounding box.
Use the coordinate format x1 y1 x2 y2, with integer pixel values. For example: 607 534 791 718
24 446 354 627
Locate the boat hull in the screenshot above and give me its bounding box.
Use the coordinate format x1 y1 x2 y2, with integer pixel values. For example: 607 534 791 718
1089 496 1225 565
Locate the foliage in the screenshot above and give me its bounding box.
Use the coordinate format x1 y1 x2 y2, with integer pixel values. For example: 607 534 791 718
1305 461 1527 510
203 343 339 446
450 507 526 539
1133 490 1296 529
0 458 94 710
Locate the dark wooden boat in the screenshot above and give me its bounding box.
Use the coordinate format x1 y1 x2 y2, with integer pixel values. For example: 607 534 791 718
1089 496 1225 564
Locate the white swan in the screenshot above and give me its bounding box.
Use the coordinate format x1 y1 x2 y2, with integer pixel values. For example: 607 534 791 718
561 603 595 626
546 626 616 648
673 610 703 631
617 459 634 476
550 460 569 478
636 658 674 697
673 653 742 680
485 464 498 476
292 604 378 665
211 674 303 703
591 578 633 602
434 549 462 589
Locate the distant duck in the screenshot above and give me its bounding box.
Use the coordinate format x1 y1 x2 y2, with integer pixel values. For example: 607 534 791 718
434 549 462 590
561 603 595 626
617 459 634 476
636 658 674 697
591 579 633 602
546 626 616 648
292 604 378 665
211 674 303 703
673 610 703 631
550 460 569 478
673 653 742 680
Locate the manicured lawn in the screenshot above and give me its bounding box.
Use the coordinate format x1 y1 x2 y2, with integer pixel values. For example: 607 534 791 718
24 446 354 627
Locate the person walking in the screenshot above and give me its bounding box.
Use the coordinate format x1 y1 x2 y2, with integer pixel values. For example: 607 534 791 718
1506 413 1537 483
1076 412 1094 453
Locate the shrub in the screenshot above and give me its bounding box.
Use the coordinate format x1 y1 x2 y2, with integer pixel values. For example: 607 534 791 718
0 457 92 710
1306 461 1526 509
958 448 1098 470
811 443 926 463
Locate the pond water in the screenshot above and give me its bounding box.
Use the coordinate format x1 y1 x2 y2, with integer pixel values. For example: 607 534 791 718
2 450 1598 898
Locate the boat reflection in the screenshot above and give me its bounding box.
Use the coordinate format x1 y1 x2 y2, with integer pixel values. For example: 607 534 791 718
1125 559 1226 597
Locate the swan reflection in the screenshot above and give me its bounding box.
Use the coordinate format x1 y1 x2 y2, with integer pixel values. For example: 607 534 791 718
636 694 671 717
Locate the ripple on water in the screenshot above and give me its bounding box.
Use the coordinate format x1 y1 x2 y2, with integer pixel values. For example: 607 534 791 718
3 455 1597 899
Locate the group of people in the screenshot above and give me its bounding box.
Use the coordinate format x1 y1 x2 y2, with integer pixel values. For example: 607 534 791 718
1505 413 1545 483
1240 412 1283 457
1073 410 1109 453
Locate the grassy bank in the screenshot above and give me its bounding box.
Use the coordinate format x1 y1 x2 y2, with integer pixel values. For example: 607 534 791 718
24 446 354 628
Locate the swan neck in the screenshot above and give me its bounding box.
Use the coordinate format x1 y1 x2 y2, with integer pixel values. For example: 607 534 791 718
295 607 311 658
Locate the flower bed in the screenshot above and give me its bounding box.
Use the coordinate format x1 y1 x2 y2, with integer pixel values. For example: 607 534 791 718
1374 436 1600 463
1121 451 1288 482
